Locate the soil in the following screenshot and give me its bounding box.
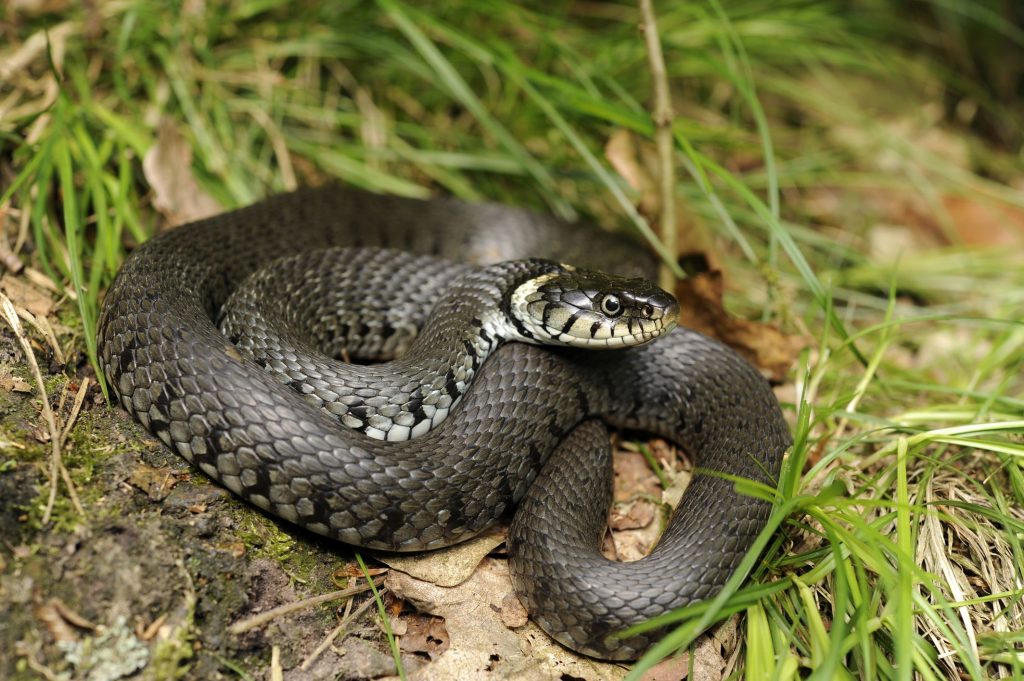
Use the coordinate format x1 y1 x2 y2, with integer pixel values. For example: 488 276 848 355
0 331 405 680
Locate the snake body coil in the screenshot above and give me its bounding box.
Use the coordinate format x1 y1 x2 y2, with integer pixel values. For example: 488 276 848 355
98 186 791 659
218 249 678 440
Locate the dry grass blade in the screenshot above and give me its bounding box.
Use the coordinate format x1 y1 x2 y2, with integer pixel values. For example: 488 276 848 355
0 292 83 522
300 590 379 670
227 579 382 635
59 377 90 449
16 307 65 367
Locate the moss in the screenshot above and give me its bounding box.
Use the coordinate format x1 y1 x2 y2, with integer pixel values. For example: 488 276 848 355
148 604 196 680
232 513 328 587
15 391 139 534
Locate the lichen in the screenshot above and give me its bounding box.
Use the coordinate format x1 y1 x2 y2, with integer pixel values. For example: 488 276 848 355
57 616 149 681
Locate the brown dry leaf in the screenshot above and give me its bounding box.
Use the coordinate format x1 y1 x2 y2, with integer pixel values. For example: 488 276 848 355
676 271 804 383
0 274 53 318
399 614 450 661
606 130 662 218
866 224 935 266
606 129 799 378
374 525 506 588
127 464 178 501
942 195 1024 248
605 130 711 258
612 449 663 503
8 0 72 16
604 440 694 562
690 631 726 681
385 559 626 680
142 120 222 226
499 592 528 629
640 654 690 681
609 499 655 532
805 183 1024 253
34 599 78 644
50 597 96 631
1 373 33 393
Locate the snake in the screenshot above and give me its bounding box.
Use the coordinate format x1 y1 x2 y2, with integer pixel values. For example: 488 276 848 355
217 248 679 441
97 186 791 660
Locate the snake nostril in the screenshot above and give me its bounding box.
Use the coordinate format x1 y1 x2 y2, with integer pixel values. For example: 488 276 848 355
643 304 654 318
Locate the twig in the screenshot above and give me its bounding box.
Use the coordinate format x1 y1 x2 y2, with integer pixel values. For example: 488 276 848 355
638 0 678 292
59 377 90 448
15 640 63 681
0 293 75 524
270 645 283 681
17 308 65 367
0 203 24 273
55 378 89 517
227 579 381 634
300 589 379 670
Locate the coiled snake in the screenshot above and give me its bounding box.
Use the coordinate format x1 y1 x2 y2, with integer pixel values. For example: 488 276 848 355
98 186 791 659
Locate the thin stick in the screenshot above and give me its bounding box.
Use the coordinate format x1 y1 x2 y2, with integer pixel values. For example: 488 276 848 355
227 579 380 635
638 0 678 292
1 294 66 524
59 377 90 448
300 589 379 670
0 203 24 273
56 378 89 517
270 646 283 681
17 308 65 367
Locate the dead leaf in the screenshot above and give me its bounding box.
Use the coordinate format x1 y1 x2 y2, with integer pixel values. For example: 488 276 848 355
499 593 528 629
640 654 691 681
691 632 725 681
606 130 798 377
142 119 222 226
1 373 32 393
604 442 692 562
867 224 933 265
220 542 247 559
374 525 506 588
8 0 72 17
399 614 449 661
804 183 1024 254
34 599 78 644
1 274 53 318
605 130 711 258
675 270 804 383
609 499 655 532
942 195 1024 248
385 558 626 680
606 130 662 218
50 598 96 631
612 449 663 503
127 464 178 501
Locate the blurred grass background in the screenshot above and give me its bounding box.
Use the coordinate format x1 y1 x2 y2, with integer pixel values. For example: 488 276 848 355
1 0 1022 678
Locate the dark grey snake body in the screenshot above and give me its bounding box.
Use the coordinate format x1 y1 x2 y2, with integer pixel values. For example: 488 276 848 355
98 186 791 659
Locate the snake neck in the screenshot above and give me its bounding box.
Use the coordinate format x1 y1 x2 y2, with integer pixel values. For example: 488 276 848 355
220 255 568 442
341 259 571 440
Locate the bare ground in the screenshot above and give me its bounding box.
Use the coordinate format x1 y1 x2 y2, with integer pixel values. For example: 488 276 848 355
0 330 418 681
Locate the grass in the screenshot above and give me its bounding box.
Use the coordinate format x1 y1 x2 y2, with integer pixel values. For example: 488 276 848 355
2 0 1023 678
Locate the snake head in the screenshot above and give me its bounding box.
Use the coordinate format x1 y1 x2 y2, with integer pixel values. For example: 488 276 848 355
509 262 679 348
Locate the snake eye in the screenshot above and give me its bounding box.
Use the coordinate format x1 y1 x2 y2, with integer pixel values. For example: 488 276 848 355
600 294 622 317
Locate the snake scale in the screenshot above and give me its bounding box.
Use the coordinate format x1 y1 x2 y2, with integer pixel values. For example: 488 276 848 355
97 186 791 659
